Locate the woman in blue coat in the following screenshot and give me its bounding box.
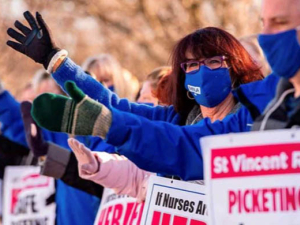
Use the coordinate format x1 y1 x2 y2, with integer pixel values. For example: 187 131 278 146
6 11 278 181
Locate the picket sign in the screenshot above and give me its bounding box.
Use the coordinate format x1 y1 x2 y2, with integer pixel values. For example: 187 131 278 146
3 166 56 225
94 188 144 225
141 175 208 225
201 129 300 225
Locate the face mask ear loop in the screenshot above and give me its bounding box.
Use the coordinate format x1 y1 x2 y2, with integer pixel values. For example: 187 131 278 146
227 67 236 89
187 91 195 100
231 80 236 89
231 73 242 89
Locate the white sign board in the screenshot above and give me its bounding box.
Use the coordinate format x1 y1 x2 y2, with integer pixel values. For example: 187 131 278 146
3 166 56 225
141 175 207 225
94 188 144 225
201 129 300 225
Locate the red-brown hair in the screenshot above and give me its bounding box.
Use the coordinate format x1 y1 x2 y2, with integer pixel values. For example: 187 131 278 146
157 27 263 123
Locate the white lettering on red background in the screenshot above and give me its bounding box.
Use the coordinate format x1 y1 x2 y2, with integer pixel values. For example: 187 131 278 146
211 143 300 178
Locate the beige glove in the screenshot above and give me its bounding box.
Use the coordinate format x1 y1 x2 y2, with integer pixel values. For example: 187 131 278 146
67 138 99 177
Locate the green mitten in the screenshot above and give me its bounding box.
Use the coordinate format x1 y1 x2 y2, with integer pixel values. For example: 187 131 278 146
31 81 112 137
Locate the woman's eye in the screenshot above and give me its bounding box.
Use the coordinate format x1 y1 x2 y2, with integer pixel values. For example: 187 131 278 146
187 62 198 68
208 60 220 64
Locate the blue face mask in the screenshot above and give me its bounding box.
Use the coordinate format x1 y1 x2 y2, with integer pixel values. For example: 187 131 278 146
258 28 300 79
108 85 115 92
184 66 232 107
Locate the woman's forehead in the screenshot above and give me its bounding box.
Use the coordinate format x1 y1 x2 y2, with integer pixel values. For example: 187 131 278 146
185 50 194 59
184 51 207 61
184 45 208 60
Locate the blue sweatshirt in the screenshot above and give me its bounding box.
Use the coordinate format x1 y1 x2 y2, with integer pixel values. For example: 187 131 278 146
0 90 115 225
52 58 279 181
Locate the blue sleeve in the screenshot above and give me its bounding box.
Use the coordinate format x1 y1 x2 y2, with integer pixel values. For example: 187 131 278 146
75 136 116 154
0 91 70 147
52 58 180 123
0 91 27 146
105 106 252 181
234 74 279 113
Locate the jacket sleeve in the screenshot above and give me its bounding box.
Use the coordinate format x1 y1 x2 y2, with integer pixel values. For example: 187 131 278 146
83 153 152 202
234 73 279 114
52 58 179 123
40 143 104 198
0 91 27 145
84 136 116 154
0 90 70 147
105 106 253 181
61 153 104 198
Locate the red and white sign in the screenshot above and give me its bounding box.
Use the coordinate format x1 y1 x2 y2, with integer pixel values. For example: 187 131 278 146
201 129 300 225
3 166 56 225
94 188 144 225
140 175 207 225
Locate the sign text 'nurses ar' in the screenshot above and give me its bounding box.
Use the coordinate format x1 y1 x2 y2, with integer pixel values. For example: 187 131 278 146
154 191 207 215
141 176 207 225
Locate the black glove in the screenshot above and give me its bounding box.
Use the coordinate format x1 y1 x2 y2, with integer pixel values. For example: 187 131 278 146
20 101 49 157
7 11 60 69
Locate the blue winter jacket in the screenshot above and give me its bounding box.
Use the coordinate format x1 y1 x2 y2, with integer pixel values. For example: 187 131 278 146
52 58 280 181
0 90 115 225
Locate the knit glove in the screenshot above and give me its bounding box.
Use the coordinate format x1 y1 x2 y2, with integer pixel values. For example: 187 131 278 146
21 101 49 157
68 138 99 177
32 81 112 138
7 11 60 69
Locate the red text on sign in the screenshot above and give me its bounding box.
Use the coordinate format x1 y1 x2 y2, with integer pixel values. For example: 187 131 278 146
97 202 144 225
228 186 300 214
151 211 206 225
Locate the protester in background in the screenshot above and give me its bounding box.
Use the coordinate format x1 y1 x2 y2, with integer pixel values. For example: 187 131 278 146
16 83 35 102
32 69 64 95
82 54 140 101
137 66 171 105
16 70 63 102
123 68 140 100
239 34 271 77
251 0 300 130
